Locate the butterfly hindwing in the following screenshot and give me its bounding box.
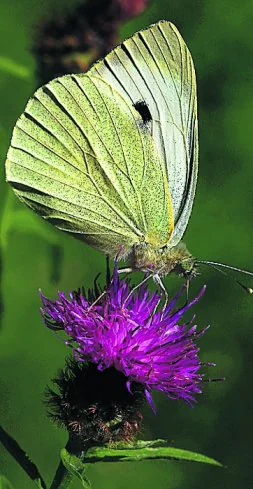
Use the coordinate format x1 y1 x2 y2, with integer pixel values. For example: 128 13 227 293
6 70 171 255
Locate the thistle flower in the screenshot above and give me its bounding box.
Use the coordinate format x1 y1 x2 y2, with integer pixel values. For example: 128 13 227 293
41 267 212 414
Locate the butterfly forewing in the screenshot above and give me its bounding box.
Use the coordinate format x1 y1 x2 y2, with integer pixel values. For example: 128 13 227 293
91 20 198 247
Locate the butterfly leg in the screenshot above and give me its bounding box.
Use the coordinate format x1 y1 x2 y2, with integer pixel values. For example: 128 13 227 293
154 274 168 314
178 276 192 310
88 290 107 311
89 262 131 310
182 276 191 307
123 273 153 305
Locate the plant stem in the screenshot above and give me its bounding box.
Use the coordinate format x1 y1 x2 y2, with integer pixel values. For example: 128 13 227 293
49 462 73 489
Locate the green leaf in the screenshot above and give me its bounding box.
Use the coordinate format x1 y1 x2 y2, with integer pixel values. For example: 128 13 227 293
110 439 167 450
61 449 91 488
0 56 31 79
84 443 222 467
0 475 14 489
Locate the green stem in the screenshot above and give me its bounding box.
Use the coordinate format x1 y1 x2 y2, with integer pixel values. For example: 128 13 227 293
49 462 74 489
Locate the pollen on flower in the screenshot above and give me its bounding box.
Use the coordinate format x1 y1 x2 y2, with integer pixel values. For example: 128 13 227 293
40 266 212 413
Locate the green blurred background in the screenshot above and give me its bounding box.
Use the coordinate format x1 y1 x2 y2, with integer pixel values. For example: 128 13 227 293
0 0 252 487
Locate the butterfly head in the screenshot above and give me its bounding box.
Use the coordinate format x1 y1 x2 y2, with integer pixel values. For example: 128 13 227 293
173 254 198 280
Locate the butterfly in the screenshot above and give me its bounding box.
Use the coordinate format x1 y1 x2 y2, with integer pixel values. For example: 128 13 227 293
5 20 253 291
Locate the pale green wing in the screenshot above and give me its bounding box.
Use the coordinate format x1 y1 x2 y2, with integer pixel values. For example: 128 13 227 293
90 20 198 247
6 72 171 256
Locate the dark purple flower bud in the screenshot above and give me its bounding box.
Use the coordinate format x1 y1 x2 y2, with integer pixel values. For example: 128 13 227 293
33 0 150 84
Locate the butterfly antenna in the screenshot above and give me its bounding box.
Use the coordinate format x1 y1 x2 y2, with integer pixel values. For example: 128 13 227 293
197 260 253 295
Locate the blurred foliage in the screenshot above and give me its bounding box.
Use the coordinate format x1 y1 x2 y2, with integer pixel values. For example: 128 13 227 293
0 57 31 80
0 0 252 488
0 475 14 489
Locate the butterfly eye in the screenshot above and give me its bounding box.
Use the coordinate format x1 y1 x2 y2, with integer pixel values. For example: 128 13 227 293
133 100 152 124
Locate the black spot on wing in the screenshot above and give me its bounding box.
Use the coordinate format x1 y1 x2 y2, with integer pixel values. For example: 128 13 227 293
133 100 152 124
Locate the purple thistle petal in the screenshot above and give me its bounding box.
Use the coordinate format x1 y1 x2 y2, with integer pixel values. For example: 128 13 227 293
145 389 156 414
40 268 212 410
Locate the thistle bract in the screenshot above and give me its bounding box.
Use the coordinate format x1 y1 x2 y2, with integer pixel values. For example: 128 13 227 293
46 359 145 444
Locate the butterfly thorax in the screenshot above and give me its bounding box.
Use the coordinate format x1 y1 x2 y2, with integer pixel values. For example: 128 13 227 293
130 242 197 279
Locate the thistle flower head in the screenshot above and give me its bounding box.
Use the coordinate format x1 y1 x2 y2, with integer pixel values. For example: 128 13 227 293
41 267 211 413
